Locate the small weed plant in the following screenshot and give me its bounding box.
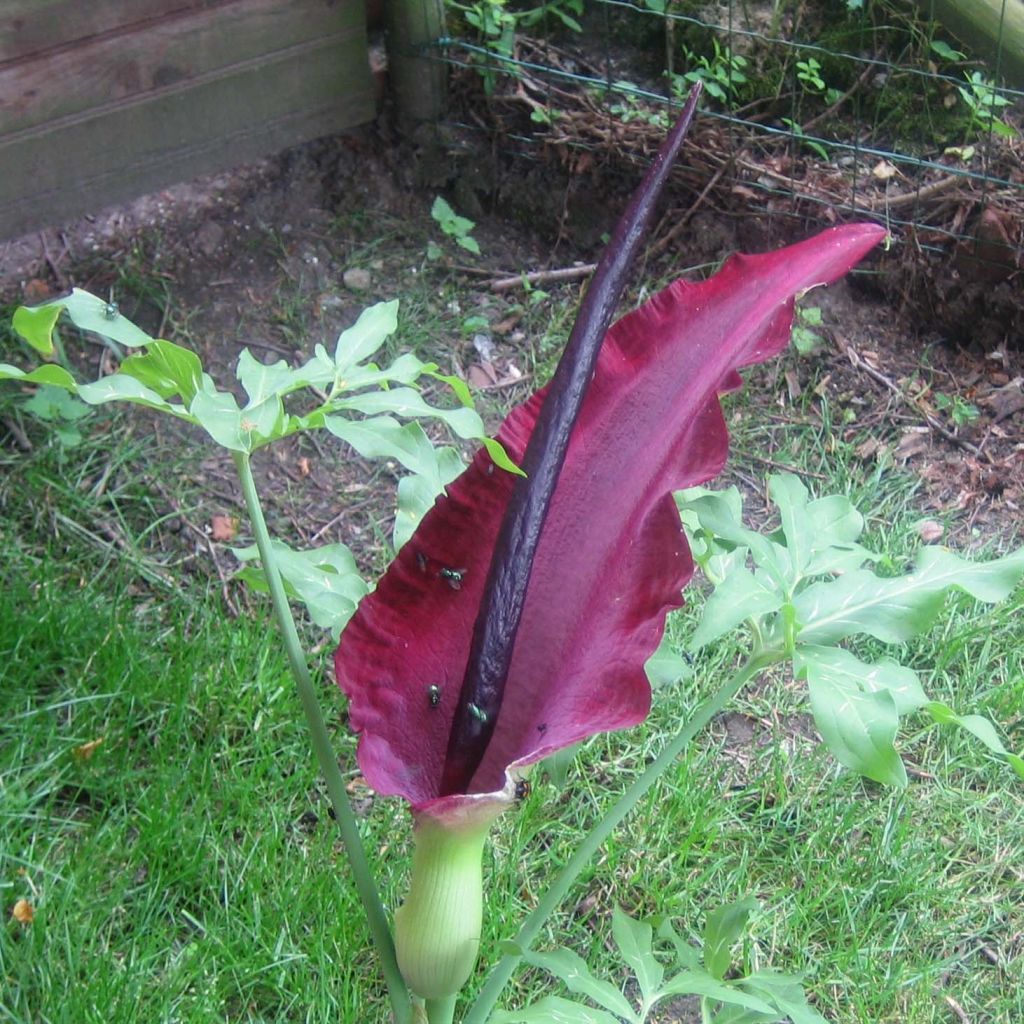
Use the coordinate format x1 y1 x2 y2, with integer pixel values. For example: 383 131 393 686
430 196 482 258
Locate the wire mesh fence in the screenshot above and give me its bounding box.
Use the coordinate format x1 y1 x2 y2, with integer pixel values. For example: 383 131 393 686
416 0 1022 336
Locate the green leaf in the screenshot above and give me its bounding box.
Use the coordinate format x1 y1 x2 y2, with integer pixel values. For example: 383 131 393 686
235 349 296 405
45 288 153 347
12 304 62 356
794 546 1024 646
520 949 637 1021
394 450 464 549
77 373 179 414
333 387 481 435
931 39 966 61
241 396 286 447
644 635 692 689
795 647 907 786
794 645 928 715
457 234 482 255
655 919 701 971
677 491 791 593
733 969 828 1024
769 474 812 577
703 897 758 981
189 388 248 451
53 423 85 447
611 905 663 1006
926 702 1024 777
431 196 476 239
431 370 474 408
802 494 876 577
232 540 368 638
330 388 523 480
656 970 775 1013
481 436 525 477
334 300 399 373
0 363 80 390
490 996 621 1024
120 339 204 402
324 415 467 547
540 743 578 790
690 566 784 650
326 415 445 478
22 385 91 423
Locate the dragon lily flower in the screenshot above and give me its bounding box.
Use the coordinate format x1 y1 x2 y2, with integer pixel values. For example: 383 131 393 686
334 213 884 997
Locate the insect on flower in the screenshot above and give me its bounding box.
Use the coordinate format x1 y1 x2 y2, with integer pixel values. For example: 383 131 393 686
514 779 531 801
467 702 488 724
438 566 467 591
103 301 119 320
427 684 441 708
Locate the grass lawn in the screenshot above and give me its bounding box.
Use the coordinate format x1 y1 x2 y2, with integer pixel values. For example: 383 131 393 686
2 246 1022 1024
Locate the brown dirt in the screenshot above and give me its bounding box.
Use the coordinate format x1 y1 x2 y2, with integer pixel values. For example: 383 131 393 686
1 120 1022 591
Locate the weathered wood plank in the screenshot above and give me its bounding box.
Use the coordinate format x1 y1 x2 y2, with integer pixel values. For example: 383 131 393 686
914 0 1024 87
1 0 223 62
0 28 374 239
386 0 447 123
0 0 364 135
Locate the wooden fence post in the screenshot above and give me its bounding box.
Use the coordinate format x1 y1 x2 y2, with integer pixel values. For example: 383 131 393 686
386 0 448 122
916 0 1024 87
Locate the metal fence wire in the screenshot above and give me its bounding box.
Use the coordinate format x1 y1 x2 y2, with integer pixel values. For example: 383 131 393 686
416 0 1023 338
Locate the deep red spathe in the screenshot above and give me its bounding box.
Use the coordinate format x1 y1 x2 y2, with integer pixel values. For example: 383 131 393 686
335 223 887 818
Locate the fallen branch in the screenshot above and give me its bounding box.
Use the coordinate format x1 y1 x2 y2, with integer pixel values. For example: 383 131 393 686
490 263 597 292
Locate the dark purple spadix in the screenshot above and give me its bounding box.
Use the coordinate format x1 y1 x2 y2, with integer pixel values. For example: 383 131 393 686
438 85 704 795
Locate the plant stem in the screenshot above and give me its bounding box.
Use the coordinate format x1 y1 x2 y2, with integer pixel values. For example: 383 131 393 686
462 651 779 1024
425 995 458 1024
233 451 411 1024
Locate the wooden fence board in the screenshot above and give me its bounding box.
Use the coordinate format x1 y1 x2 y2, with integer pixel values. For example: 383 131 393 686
0 0 374 239
1 0 358 133
2 1 222 62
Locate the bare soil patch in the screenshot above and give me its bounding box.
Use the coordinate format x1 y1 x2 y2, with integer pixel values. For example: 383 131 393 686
1 121 1021 582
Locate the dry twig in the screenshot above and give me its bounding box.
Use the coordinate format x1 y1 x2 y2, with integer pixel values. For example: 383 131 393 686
490 263 597 292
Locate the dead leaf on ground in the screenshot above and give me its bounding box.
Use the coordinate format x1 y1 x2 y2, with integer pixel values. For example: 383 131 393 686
210 514 238 541
981 380 1024 423
916 519 945 543
895 429 931 461
12 899 34 925
23 279 52 303
346 776 373 796
468 362 498 388
856 437 883 460
297 456 311 478
872 159 899 180
492 312 523 336
72 737 105 761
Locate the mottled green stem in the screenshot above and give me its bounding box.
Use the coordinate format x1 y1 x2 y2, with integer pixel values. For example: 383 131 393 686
233 451 411 1024
462 650 781 1024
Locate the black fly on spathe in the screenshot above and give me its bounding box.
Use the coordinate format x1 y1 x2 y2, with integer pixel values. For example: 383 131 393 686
438 566 467 591
427 684 441 708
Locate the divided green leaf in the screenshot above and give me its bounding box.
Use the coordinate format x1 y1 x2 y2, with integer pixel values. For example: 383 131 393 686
520 948 637 1021
232 540 368 638
611 905 663 1006
703 897 759 980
